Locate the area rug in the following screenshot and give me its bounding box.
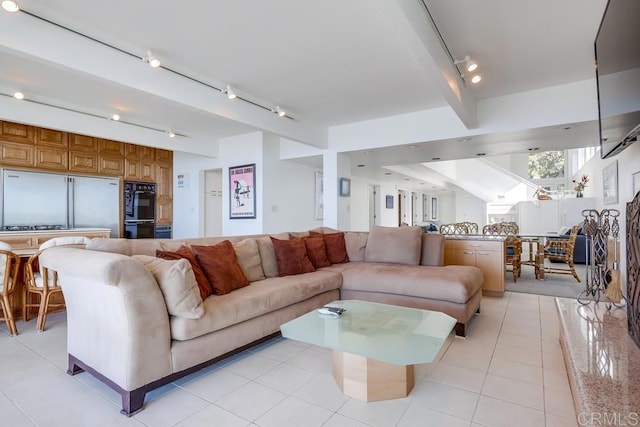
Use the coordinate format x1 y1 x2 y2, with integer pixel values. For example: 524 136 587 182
506 264 587 299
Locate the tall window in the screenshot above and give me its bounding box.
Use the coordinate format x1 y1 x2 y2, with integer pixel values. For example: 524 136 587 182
528 151 565 179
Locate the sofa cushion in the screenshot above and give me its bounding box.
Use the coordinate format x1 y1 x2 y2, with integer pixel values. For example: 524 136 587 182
271 237 315 276
310 231 349 264
303 235 331 268
256 232 289 278
344 232 369 262
132 255 204 319
170 270 343 340
156 246 214 300
87 238 162 256
192 241 249 295
323 262 482 305
420 233 445 266
364 226 422 265
233 238 265 282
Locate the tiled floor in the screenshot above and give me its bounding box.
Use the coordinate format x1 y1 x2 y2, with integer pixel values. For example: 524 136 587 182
0 292 577 426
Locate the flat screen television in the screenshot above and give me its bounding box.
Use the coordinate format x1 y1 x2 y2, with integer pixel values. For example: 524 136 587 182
595 0 640 159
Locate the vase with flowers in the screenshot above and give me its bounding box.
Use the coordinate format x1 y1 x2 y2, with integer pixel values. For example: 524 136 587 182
573 174 589 198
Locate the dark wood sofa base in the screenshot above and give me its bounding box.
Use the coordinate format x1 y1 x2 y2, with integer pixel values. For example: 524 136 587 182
67 332 281 416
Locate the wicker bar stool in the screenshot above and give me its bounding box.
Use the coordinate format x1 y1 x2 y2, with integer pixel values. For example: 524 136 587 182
0 241 21 336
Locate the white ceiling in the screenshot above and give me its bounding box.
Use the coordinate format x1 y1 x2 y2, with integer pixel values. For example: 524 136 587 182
0 0 611 186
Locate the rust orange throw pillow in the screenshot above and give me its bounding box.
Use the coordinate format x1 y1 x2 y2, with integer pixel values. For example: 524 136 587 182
191 241 249 295
271 236 315 276
310 231 350 264
302 235 331 268
156 246 214 300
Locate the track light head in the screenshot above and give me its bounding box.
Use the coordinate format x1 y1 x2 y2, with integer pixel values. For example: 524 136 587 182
1 0 19 12
110 113 120 121
13 91 24 100
274 106 286 117
454 55 479 73
225 85 237 100
143 50 161 68
466 60 478 72
167 130 176 138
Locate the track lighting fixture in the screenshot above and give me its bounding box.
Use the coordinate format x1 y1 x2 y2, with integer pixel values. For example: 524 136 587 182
454 55 478 73
167 130 176 138
460 74 481 84
225 85 237 100
143 50 161 68
1 0 19 12
13 91 24 100
274 106 286 117
110 113 120 121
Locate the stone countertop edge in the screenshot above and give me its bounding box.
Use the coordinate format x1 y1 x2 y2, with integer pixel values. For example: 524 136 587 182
555 297 640 419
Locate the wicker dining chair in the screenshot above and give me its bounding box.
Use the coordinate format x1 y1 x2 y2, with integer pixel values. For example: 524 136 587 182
482 223 522 282
23 236 92 332
458 222 479 234
439 223 470 235
542 225 581 282
0 241 21 336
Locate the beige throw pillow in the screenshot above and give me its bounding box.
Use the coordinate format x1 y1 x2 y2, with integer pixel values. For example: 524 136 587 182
344 232 369 262
364 225 422 265
256 232 289 278
132 255 204 319
233 238 265 282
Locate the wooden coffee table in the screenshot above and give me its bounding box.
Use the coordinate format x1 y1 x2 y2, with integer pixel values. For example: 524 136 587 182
280 300 456 401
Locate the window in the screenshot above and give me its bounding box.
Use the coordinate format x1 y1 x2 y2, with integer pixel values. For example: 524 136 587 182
528 151 565 179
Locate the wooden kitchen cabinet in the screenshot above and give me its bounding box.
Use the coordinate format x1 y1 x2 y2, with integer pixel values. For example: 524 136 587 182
155 159 173 225
0 121 34 144
69 150 99 174
445 239 505 297
69 134 98 152
99 155 125 176
1 141 35 167
99 139 125 157
35 146 68 171
124 144 156 182
35 128 68 148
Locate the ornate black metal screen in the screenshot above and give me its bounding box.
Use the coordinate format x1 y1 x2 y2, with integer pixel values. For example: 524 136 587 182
628 191 640 348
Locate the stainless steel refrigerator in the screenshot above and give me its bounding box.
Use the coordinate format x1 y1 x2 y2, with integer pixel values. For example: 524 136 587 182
1 169 120 237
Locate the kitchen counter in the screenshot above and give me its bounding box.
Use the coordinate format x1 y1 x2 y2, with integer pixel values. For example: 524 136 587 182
0 228 111 253
444 234 507 241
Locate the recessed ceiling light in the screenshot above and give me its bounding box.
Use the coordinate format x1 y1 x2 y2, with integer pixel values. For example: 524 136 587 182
110 114 120 121
384 172 392 176
419 182 425 185
477 153 486 156
408 145 416 149
527 147 539 151
404 178 410 181
363 150 372 154
457 137 472 143
1 0 19 12
13 91 24 100
432 157 441 161
564 126 571 130
357 164 365 168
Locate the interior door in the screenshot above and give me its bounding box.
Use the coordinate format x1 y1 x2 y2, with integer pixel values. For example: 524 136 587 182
204 169 222 236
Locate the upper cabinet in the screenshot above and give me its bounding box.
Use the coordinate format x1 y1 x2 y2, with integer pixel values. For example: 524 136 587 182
0 121 34 144
35 128 68 148
69 134 98 152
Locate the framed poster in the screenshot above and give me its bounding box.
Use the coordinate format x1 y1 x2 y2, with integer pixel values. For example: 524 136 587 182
602 161 618 205
314 171 323 220
229 164 256 219
339 178 351 197
633 170 640 196
385 195 394 209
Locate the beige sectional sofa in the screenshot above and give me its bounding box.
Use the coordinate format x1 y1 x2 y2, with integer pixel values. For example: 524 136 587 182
39 226 482 416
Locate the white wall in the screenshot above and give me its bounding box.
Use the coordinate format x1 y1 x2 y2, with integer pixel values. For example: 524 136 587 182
350 176 370 231
455 191 486 226
439 194 456 224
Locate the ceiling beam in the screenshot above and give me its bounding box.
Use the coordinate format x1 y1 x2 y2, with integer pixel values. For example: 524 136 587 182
370 0 478 129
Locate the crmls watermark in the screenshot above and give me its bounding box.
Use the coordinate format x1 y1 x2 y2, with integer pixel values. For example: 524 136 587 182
578 412 640 426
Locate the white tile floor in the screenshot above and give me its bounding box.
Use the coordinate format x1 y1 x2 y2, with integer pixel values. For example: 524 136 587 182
0 292 578 427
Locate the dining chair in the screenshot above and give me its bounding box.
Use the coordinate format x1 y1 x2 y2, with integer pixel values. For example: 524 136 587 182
0 241 21 336
542 225 581 282
439 223 470 235
459 222 479 234
23 236 92 332
482 223 522 282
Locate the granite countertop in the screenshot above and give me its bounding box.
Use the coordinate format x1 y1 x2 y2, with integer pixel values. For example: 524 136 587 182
0 227 111 234
556 298 640 420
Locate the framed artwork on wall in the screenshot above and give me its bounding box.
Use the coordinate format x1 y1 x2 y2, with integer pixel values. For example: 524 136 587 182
431 197 438 220
339 178 351 197
385 195 394 209
314 171 323 220
603 161 619 205
229 163 256 219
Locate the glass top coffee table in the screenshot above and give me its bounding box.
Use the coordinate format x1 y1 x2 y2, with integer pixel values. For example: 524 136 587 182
280 300 456 401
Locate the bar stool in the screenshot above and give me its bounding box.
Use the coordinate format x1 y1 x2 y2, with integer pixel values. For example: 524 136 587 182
0 241 20 336
23 236 92 332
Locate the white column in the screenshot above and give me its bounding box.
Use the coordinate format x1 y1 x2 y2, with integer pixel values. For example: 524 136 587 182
323 151 351 230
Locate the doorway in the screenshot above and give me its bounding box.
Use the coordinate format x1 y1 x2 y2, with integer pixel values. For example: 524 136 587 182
203 169 222 236
398 190 406 226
